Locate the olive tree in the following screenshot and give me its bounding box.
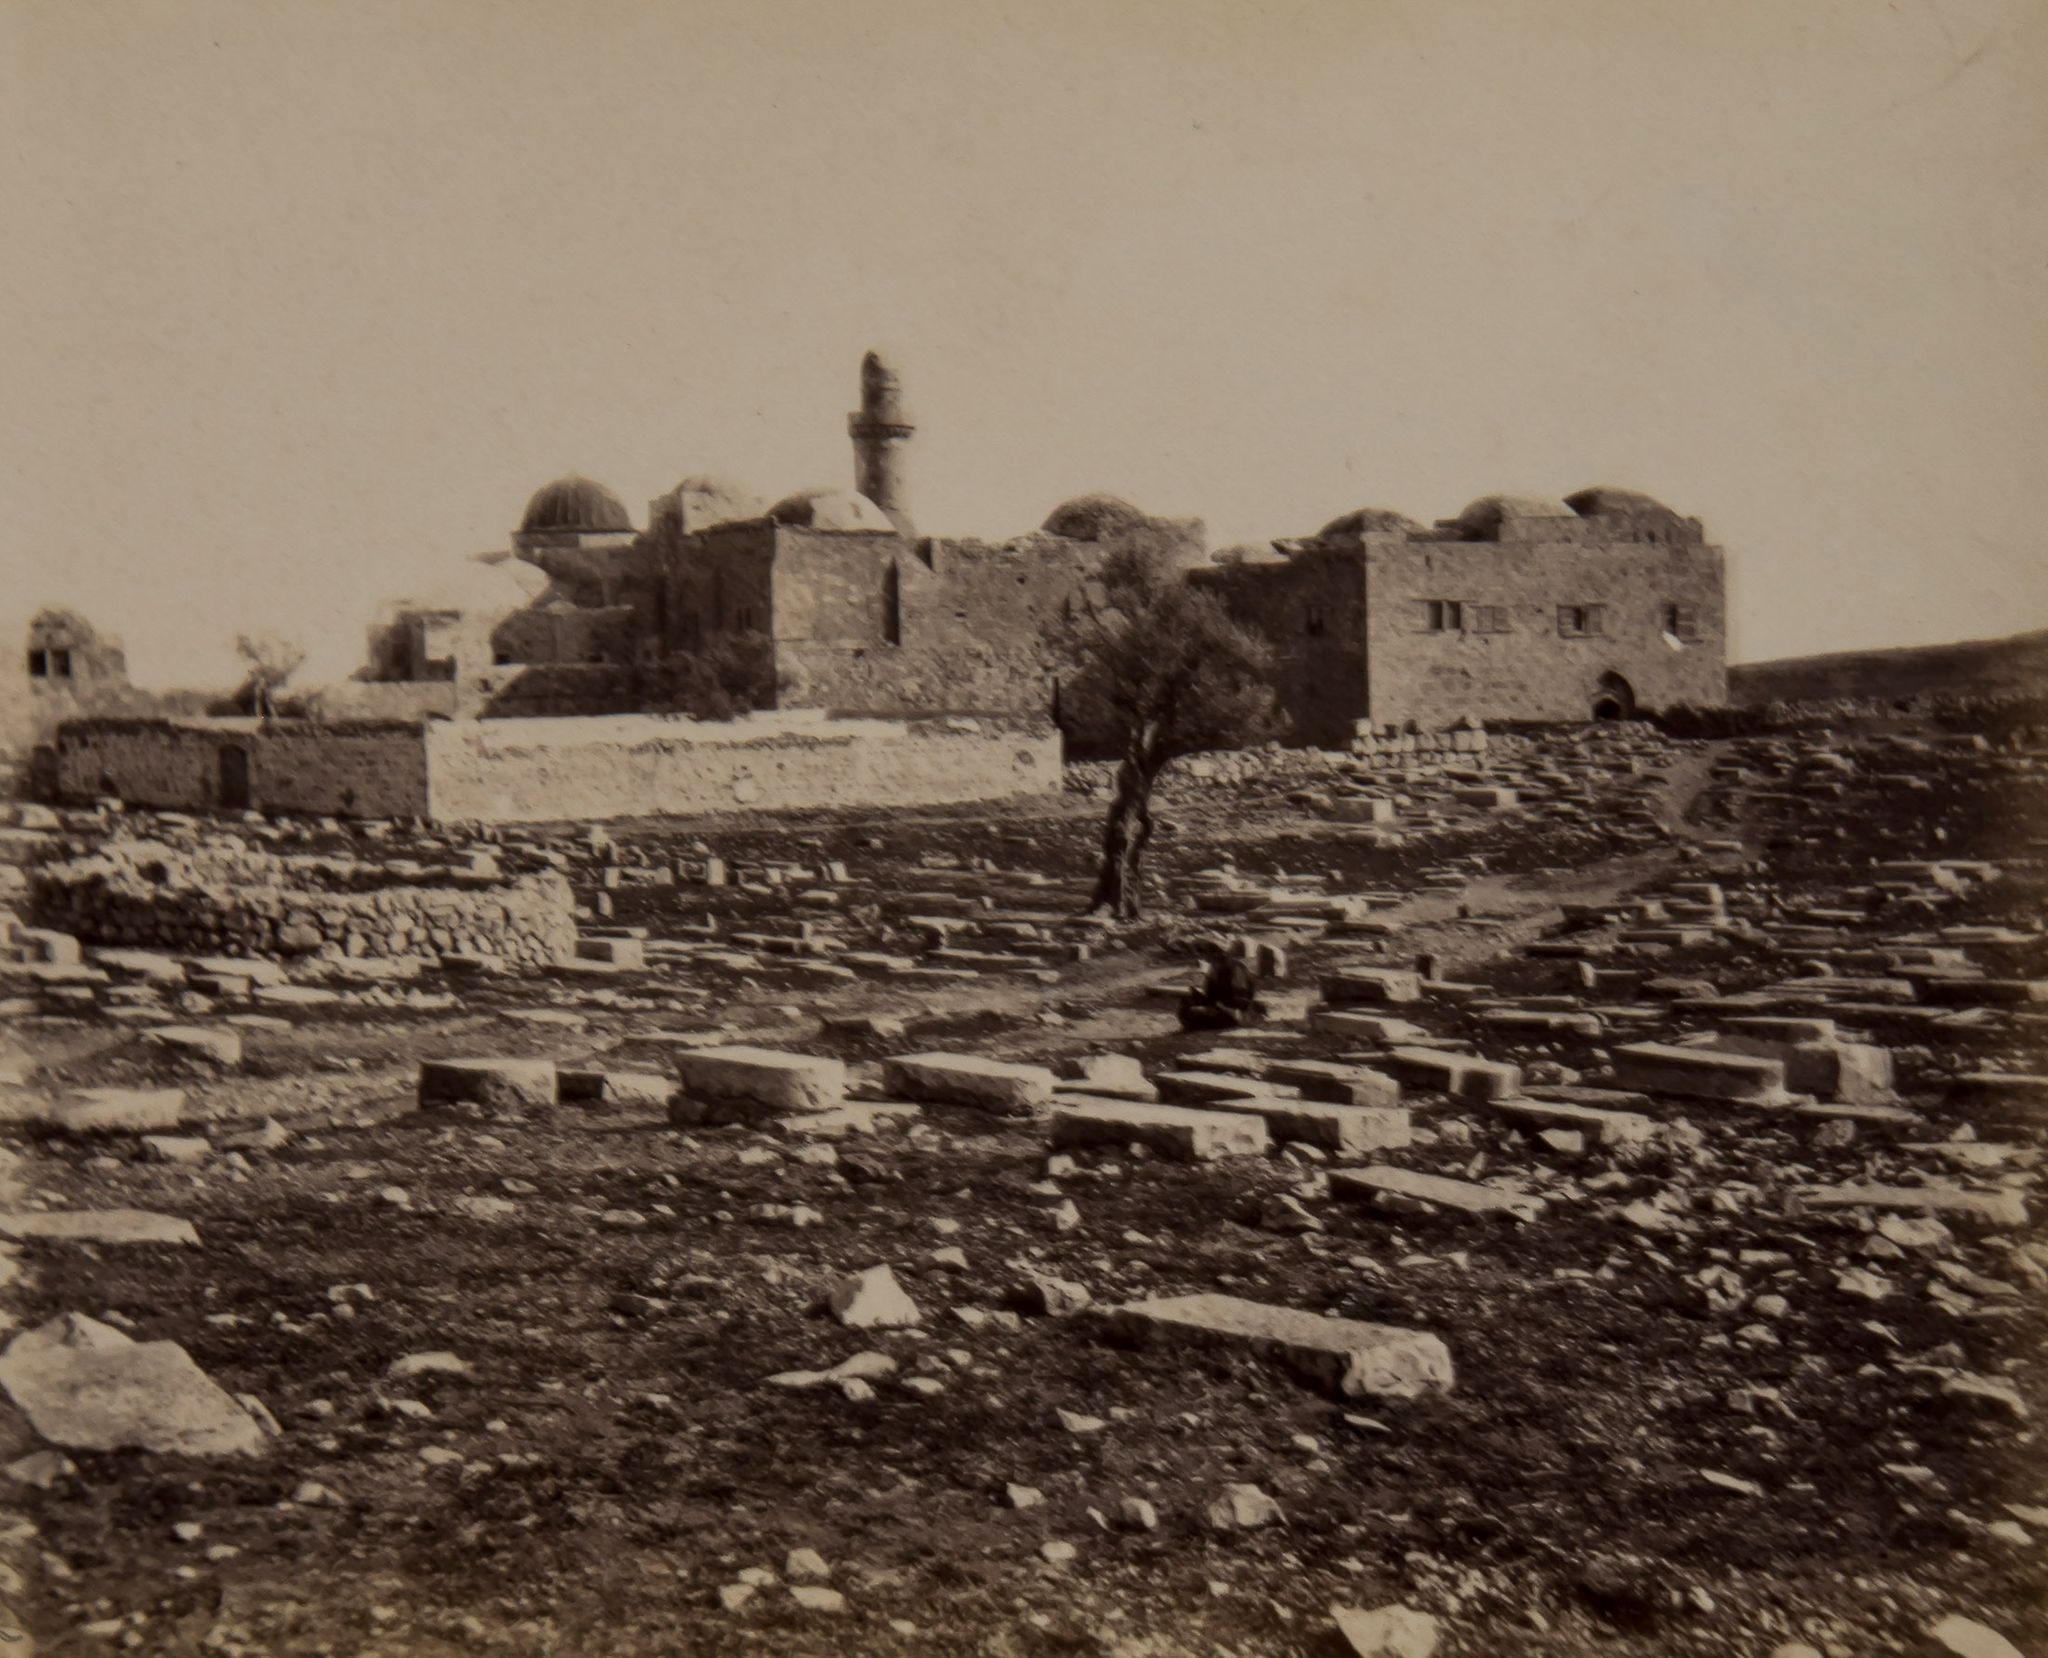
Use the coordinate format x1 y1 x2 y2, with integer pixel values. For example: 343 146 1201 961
1056 544 1277 919
234 632 306 723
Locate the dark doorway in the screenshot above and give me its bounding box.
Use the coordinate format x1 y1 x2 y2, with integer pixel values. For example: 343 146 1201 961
218 746 252 810
1591 671 1636 721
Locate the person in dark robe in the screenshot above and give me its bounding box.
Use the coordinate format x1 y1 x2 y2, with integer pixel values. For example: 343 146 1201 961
1177 940 1266 1031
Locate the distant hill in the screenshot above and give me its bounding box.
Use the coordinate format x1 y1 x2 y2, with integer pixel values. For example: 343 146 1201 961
1729 628 2048 708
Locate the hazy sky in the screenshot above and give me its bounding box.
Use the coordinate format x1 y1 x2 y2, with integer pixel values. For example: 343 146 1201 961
4 0 2044 686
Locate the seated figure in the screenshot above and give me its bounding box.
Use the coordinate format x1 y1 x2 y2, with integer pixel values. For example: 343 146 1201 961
1177 941 1267 1032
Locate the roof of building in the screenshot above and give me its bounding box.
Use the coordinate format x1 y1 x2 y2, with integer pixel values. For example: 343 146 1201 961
1042 494 1148 541
1210 542 1291 566
1443 494 1580 540
1564 486 1683 520
1316 507 1425 542
768 488 897 533
659 475 767 534
519 476 634 536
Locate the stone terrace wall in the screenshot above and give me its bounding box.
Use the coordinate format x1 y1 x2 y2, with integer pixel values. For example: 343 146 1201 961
27 843 577 965
55 719 431 818
423 711 1061 825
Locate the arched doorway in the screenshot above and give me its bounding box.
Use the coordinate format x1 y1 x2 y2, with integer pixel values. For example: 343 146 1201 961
1592 671 1635 722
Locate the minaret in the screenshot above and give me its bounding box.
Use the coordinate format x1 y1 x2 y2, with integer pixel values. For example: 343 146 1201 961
849 350 915 535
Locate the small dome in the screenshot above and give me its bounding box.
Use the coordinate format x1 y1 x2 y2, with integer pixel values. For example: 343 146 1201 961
1316 507 1423 542
1445 494 1577 540
1211 542 1290 566
519 476 633 536
659 475 766 534
1042 494 1148 541
768 488 896 532
1565 486 1681 520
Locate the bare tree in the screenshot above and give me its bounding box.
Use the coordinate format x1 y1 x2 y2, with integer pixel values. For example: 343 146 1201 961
1057 544 1277 919
235 633 306 723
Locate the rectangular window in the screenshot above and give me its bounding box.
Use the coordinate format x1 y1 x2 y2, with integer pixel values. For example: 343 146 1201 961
27 650 47 678
735 605 758 632
1557 605 1605 638
50 649 72 678
1420 599 1464 633
1663 603 1699 640
1304 604 1325 637
1470 605 1511 634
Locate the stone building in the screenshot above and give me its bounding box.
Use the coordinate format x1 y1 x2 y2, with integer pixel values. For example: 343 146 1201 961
1193 488 1727 745
354 354 1725 744
361 352 1206 723
0 608 146 792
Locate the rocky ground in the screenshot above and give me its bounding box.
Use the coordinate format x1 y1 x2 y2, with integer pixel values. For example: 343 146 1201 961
0 717 2043 1658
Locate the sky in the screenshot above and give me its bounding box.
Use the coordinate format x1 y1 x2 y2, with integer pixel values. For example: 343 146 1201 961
3 0 2044 687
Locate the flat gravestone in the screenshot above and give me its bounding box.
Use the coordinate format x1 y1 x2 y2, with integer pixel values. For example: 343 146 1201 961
1049 1100 1269 1162
1103 1293 1453 1400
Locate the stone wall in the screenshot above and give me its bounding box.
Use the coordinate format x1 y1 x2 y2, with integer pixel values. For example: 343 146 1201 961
28 841 575 966
1192 553 1371 745
55 719 431 817
422 711 1062 824
1362 537 1726 729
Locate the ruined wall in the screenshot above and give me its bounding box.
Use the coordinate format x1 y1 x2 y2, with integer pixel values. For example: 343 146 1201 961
1360 536 1727 729
1194 552 1371 745
422 712 1061 824
54 720 431 817
29 844 575 965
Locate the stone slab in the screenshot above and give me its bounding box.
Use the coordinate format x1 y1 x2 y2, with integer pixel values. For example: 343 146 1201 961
1611 1042 1789 1105
0 1315 264 1457
1489 1096 1654 1146
1203 1096 1411 1155
417 1059 559 1110
0 1210 200 1247
1380 1047 1522 1104
880 1053 1055 1116
672 1046 846 1120
1049 1100 1269 1162
1331 1165 1546 1222
1101 1293 1453 1400
1795 1182 2027 1229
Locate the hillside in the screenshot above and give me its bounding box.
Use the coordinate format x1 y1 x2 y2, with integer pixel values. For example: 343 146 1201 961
1730 626 2048 707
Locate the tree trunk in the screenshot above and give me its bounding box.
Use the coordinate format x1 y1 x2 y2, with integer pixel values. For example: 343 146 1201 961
1088 746 1159 920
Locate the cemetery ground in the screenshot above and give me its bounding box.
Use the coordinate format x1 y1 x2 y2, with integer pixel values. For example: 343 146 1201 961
1 717 2044 1658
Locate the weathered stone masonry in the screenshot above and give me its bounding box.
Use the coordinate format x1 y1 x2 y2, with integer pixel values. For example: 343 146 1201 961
54 710 1062 825
28 842 577 965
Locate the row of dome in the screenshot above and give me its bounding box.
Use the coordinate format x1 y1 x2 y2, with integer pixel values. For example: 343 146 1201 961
519 475 1686 544
518 476 1182 541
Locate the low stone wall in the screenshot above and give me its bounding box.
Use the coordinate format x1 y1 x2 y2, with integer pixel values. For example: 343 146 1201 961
55 719 430 818
51 710 1061 825
421 711 1062 825
27 840 576 966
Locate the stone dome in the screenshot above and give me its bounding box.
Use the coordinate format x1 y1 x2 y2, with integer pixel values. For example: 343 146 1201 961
1564 486 1681 520
1316 507 1424 543
658 475 767 534
520 476 633 536
1444 494 1578 541
768 488 896 532
1042 494 1148 542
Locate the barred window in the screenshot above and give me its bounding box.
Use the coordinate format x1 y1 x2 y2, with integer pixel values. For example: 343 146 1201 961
1663 602 1700 641
1557 605 1606 638
1419 599 1465 633
1469 605 1511 634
